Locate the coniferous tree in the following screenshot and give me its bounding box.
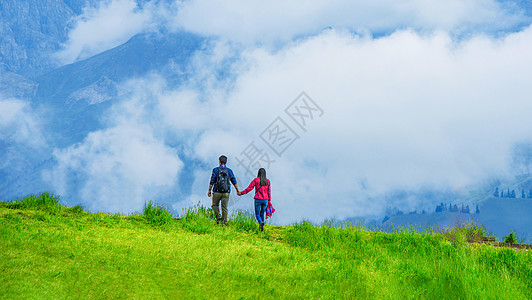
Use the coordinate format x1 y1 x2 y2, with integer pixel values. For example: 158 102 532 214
529 189 532 199
511 190 516 198
465 205 470 214
522 189 526 198
501 190 504 198
494 187 499 197
476 205 480 214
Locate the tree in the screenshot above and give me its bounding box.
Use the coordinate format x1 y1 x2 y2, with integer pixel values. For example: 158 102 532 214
511 190 516 198
522 189 526 198
501 190 505 198
507 188 511 198
476 205 480 214
529 190 532 199
494 187 499 197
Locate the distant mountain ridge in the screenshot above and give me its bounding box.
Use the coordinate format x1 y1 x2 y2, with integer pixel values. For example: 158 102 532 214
35 32 203 107
32 31 204 148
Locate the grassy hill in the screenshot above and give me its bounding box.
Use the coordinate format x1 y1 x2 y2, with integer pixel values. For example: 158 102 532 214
1 194 532 299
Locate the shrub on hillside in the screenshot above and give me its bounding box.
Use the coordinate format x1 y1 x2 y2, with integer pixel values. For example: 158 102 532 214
71 205 85 214
7 192 60 211
439 222 488 244
503 232 524 244
143 201 173 227
504 232 516 244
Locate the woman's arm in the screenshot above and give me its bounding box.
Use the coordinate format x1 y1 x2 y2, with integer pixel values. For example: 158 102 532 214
240 178 257 195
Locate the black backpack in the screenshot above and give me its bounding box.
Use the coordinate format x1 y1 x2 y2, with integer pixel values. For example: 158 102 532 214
215 167 231 193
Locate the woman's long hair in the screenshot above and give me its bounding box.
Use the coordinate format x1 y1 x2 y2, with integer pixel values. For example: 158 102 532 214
257 168 268 186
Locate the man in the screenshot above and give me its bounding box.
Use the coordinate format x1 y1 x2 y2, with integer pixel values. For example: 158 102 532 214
208 155 239 225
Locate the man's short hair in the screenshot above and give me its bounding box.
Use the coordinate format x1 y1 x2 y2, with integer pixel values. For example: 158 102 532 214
219 155 227 165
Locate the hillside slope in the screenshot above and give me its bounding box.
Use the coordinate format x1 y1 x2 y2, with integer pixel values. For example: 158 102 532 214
1 194 532 298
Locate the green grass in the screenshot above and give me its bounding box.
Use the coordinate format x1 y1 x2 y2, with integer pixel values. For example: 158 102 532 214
1 194 532 299
143 200 173 227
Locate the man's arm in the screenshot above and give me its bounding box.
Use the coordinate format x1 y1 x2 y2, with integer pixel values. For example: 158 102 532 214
208 184 213 197
229 169 240 194
208 168 218 197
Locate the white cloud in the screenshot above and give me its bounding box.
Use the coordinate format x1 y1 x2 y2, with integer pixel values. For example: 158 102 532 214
45 74 209 213
179 25 532 224
0 98 43 147
174 0 525 43
55 0 155 64
49 121 182 213
46 8 532 224
53 0 527 64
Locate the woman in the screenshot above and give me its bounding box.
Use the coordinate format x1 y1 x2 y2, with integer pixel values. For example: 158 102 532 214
238 168 271 231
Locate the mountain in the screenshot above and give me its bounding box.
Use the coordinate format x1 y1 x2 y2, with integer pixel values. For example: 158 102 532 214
0 0 98 76
0 29 205 201
34 31 204 147
0 71 37 99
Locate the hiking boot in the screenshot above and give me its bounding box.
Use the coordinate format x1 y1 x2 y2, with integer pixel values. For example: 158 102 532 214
259 223 264 231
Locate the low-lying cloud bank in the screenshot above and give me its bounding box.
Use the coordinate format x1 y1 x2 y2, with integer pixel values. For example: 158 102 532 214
183 26 532 224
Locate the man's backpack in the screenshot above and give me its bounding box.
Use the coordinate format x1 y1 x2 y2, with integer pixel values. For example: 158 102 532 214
215 167 231 193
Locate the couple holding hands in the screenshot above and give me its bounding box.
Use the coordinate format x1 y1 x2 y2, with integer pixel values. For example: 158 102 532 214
208 155 273 231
